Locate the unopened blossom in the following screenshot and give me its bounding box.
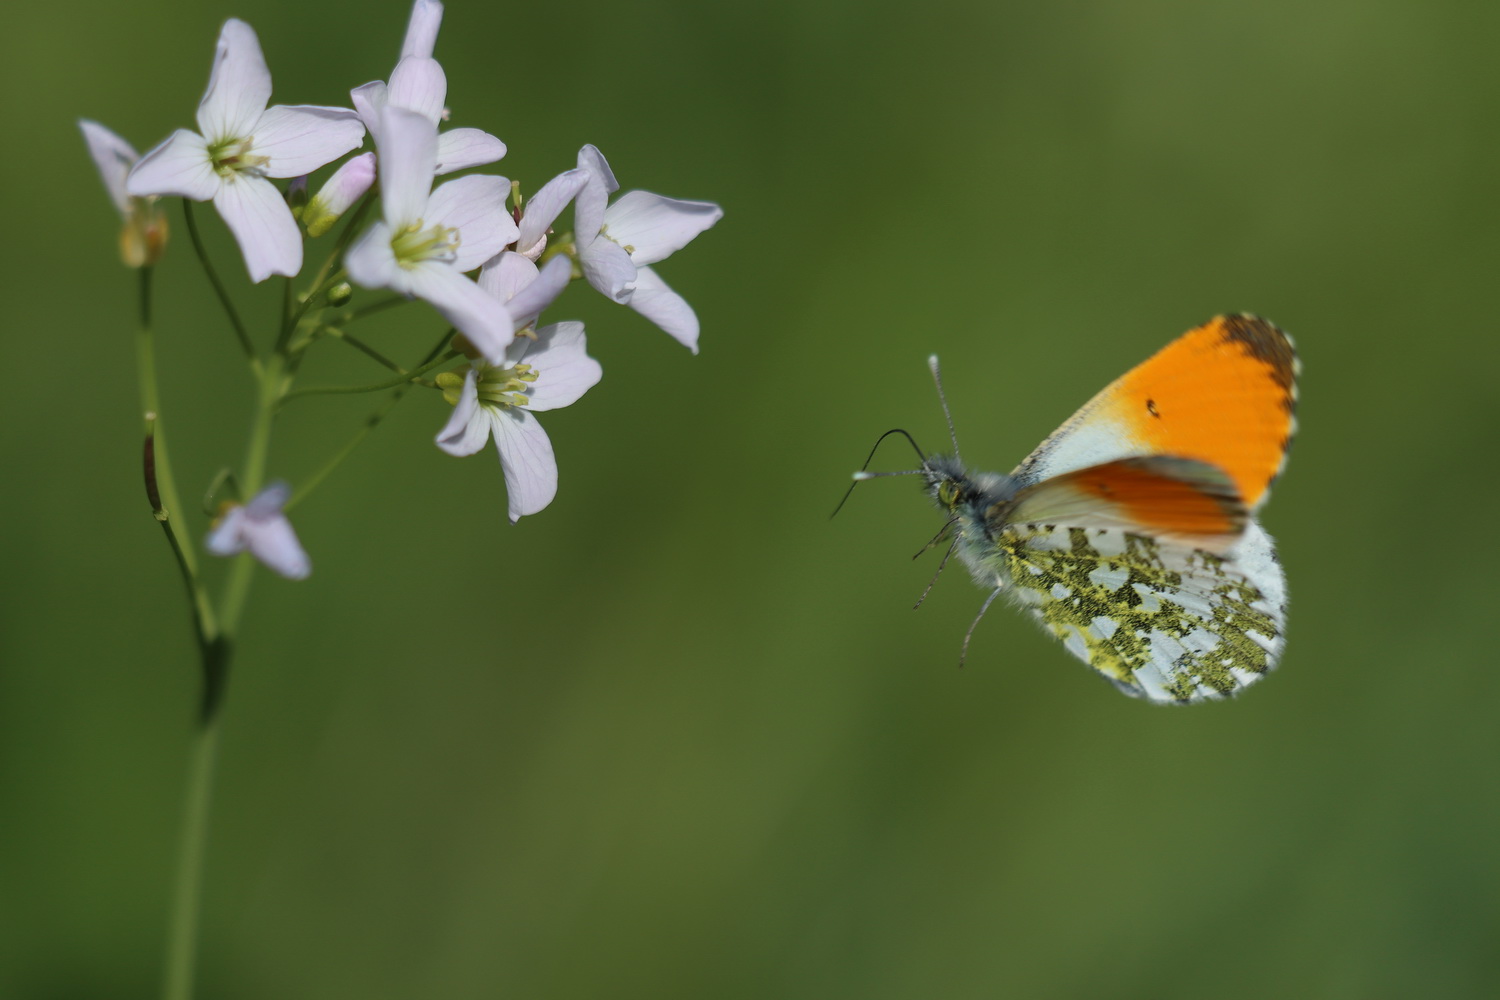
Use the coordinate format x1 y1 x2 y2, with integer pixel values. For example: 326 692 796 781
126 19 365 282
206 481 311 579
351 0 505 176
344 106 517 362
78 119 168 267
301 152 376 237
574 144 723 353
436 320 601 522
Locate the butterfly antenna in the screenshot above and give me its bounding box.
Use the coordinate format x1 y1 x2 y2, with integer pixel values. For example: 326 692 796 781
830 428 928 518
958 586 1003 668
913 535 959 611
928 355 961 462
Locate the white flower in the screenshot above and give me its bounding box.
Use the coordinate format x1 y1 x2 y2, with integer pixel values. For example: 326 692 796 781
206 481 311 579
125 19 365 282
574 144 722 353
435 321 602 522
511 166 591 261
351 0 506 176
344 107 518 362
78 119 168 267
301 152 376 237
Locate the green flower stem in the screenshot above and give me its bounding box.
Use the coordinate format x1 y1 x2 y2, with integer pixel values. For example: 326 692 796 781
345 295 409 324
281 347 459 401
161 715 221 1000
327 329 404 373
182 201 261 379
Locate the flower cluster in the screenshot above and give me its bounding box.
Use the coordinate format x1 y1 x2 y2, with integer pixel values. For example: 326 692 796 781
83 0 721 577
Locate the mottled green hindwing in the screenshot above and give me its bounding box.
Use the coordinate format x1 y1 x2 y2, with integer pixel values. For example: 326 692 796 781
997 522 1286 703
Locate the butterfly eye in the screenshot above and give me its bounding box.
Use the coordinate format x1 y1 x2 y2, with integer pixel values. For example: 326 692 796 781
938 481 959 507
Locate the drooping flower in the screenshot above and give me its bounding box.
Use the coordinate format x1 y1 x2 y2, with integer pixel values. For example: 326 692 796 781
435 320 602 522
344 106 518 362
574 144 723 353
301 152 377 237
125 19 365 282
351 0 505 176
206 481 311 579
78 120 168 267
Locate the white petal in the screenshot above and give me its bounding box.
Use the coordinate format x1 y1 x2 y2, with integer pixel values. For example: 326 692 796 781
502 254 571 329
351 81 388 139
406 264 513 363
603 190 723 265
478 251 536 305
79 119 138 214
524 322 602 411
573 144 618 242
127 130 218 201
435 128 507 175
195 19 273 142
244 514 312 579
489 407 557 522
344 221 405 291
435 369 492 456
388 56 447 124
246 480 293 516
401 0 444 59
205 507 249 556
304 152 376 236
517 167 589 254
213 176 303 282
426 174 518 272
376 106 437 228
252 105 366 177
628 266 700 353
578 236 637 303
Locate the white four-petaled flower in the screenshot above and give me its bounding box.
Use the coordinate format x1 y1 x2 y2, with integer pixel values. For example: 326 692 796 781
78 119 168 268
436 256 601 522
351 0 506 177
126 19 365 282
206 481 311 579
575 144 723 353
345 106 519 362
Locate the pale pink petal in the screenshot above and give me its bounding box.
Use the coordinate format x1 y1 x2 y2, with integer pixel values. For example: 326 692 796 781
401 0 444 59
578 237 636 303
478 251 536 305
500 254 571 329
79 119 138 213
435 369 492 456
195 19 273 142
246 480 293 516
388 56 447 124
603 190 723 265
573 144 619 241
523 322 602 411
517 167 589 254
205 507 249 556
344 221 404 290
351 81 388 139
127 129 217 201
376 107 437 228
628 266 699 353
245 513 311 580
406 263 513 363
253 105 366 177
304 152 376 237
213 176 303 282
435 128 507 175
426 174 517 272
489 407 557 522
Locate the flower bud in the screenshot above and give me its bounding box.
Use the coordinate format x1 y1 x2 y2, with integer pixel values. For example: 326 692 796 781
302 153 377 238
327 282 353 307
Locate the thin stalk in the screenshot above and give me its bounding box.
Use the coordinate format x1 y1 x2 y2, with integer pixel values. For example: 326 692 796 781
181 201 262 378
281 347 458 401
161 713 222 1000
326 329 404 373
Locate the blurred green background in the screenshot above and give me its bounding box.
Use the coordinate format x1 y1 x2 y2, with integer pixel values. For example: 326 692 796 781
5 0 1499 997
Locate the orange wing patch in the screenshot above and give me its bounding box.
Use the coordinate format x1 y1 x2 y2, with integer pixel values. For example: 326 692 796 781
1104 315 1297 508
1002 456 1249 549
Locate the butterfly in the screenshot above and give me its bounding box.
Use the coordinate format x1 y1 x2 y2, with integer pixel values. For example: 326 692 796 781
847 314 1298 704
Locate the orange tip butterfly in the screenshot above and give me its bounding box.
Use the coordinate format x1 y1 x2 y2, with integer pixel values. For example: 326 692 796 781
848 314 1298 703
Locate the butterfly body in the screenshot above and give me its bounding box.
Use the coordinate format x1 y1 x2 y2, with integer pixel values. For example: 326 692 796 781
873 315 1298 704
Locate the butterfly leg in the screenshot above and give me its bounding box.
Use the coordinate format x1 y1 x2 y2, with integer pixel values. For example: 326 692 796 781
959 585 1003 668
